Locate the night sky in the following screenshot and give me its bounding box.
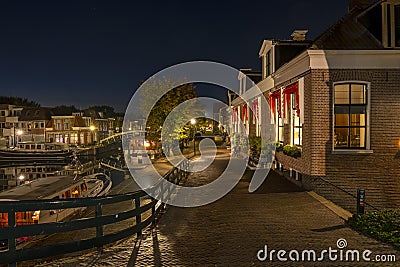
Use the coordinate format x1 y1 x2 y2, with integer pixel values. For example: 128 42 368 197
0 0 348 112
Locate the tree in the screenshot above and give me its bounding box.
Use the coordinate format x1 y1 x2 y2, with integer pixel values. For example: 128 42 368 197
139 78 202 144
50 105 79 115
0 96 40 107
86 105 116 118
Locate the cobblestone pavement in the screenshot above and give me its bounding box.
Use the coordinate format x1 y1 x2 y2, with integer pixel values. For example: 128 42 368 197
37 149 399 266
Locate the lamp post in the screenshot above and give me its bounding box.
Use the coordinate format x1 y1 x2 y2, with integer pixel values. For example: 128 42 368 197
17 174 25 186
90 125 96 173
191 118 196 156
16 130 23 147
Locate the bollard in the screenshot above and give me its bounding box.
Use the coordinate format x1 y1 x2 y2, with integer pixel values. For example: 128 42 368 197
357 189 365 215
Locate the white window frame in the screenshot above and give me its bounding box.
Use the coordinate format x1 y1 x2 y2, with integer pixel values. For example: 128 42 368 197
332 81 372 154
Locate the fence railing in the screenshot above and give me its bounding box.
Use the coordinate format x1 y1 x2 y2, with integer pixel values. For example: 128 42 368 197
0 159 190 266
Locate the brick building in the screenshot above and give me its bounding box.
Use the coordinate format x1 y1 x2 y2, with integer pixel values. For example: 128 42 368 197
18 107 52 143
232 0 400 212
0 104 23 147
46 115 95 145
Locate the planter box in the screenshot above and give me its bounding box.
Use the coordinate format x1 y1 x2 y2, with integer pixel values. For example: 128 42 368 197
275 151 303 172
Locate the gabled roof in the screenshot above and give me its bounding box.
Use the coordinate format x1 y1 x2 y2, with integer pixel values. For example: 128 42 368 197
311 5 383 49
46 116 89 129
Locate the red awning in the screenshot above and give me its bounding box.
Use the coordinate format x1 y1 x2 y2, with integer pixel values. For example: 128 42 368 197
269 90 281 119
241 104 248 122
284 82 300 117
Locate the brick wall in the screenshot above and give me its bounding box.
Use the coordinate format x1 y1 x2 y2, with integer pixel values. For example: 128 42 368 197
302 69 400 211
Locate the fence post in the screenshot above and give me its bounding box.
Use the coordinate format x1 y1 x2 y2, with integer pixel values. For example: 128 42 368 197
8 209 16 267
151 197 156 226
135 197 142 237
95 203 103 253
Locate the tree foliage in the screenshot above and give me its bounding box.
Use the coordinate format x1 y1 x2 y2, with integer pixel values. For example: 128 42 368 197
139 78 201 142
0 96 40 107
86 105 116 118
50 105 79 116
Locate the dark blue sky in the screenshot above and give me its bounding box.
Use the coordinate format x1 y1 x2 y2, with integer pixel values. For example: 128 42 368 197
0 0 348 112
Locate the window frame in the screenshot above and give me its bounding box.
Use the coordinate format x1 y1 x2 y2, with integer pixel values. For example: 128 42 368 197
332 81 371 153
290 93 302 147
395 4 400 47
266 50 272 77
274 98 284 145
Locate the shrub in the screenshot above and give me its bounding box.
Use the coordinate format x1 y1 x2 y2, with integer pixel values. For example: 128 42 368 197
249 136 261 154
347 210 400 250
282 144 301 158
275 143 283 152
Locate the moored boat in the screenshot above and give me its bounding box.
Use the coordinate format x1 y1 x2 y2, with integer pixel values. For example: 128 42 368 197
0 142 73 164
0 173 112 229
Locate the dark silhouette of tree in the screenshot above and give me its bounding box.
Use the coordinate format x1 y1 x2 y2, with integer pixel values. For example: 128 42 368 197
50 105 79 115
86 105 116 118
0 96 40 107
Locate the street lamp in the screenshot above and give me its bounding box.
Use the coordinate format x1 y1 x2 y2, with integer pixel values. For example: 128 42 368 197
90 125 96 173
13 128 23 148
18 174 25 185
16 129 23 147
191 118 196 156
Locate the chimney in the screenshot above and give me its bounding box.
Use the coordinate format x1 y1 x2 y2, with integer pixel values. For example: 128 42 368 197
348 0 370 11
291 30 308 41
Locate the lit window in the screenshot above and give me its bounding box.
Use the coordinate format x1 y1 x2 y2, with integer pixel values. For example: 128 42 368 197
275 98 284 144
334 83 367 149
290 94 302 146
55 120 62 130
64 119 70 130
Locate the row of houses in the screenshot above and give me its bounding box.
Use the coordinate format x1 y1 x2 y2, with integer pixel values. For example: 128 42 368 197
229 0 400 212
0 104 117 147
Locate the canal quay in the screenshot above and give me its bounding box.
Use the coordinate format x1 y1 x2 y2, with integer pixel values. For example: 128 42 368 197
28 148 400 267
0 133 194 266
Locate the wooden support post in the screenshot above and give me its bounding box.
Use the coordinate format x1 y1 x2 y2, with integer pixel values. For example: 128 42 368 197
8 209 16 267
135 198 142 237
95 203 103 253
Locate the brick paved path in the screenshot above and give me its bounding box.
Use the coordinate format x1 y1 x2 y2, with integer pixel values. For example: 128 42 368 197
38 149 399 266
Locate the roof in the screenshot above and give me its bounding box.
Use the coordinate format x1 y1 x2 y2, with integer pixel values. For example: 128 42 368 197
0 104 10 109
239 69 263 84
46 116 89 129
259 39 312 57
0 175 77 200
20 107 52 121
311 5 383 49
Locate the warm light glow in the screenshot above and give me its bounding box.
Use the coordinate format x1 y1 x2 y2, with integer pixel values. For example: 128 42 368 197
191 118 196 125
90 125 96 131
16 130 23 135
144 141 151 148
18 175 25 181
32 210 40 220
72 190 79 195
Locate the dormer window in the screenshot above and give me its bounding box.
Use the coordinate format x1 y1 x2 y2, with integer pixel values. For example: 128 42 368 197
382 1 400 48
266 50 272 77
395 5 400 46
